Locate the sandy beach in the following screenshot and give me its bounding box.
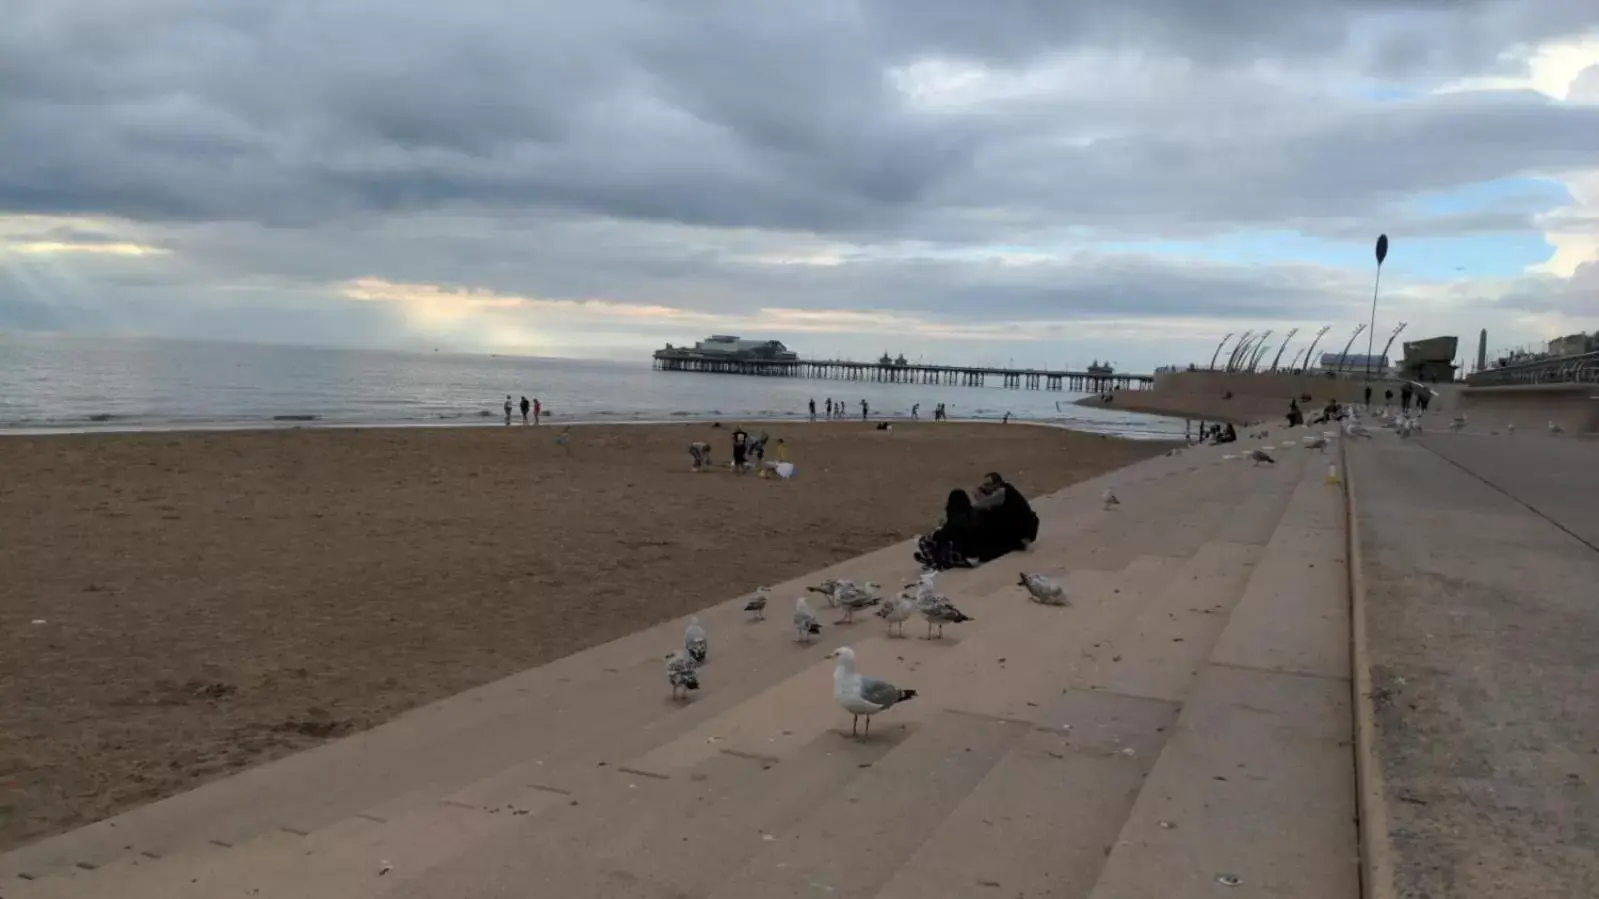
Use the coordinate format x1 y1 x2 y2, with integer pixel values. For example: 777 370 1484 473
0 421 1167 851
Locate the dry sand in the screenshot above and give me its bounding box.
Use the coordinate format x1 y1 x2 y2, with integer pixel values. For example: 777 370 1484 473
0 421 1167 851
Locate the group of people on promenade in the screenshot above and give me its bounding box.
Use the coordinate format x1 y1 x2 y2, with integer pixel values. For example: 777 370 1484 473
914 472 1040 571
808 398 951 422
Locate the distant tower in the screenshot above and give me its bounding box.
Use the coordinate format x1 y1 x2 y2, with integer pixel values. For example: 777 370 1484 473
1476 329 1487 373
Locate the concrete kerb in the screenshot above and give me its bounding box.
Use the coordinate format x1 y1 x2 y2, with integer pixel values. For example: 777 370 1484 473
1340 438 1396 899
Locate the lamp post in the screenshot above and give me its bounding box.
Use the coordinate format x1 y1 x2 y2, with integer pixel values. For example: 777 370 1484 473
1367 234 1389 379
1226 331 1255 372
1300 325 1331 374
1337 323 1368 375
1267 328 1299 372
1246 330 1274 371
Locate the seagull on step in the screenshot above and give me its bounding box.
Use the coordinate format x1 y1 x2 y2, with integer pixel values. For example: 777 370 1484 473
1303 434 1328 452
1449 415 1467 433
807 578 845 607
830 646 917 738
1018 572 1068 606
742 586 770 621
835 584 883 624
684 617 708 665
875 590 917 636
665 651 700 700
1102 487 1120 510
1549 421 1564 435
793 596 823 642
1507 423 1516 435
915 591 973 639
1249 448 1276 466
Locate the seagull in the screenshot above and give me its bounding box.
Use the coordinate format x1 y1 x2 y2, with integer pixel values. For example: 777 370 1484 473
554 426 572 453
1507 423 1516 435
829 647 917 738
835 584 883 624
1549 421 1564 435
1101 487 1120 510
915 591 973 639
793 596 823 642
684 617 708 666
665 651 700 701
1303 434 1328 452
875 590 917 636
1018 572 1068 606
1449 415 1467 433
1249 448 1276 466
807 578 845 607
742 586 770 621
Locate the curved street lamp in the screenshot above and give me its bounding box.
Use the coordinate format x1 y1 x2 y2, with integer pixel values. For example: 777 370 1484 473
1267 328 1300 372
1367 234 1389 379
1208 333 1234 370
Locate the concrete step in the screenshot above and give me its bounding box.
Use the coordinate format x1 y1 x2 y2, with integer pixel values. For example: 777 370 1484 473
380 725 914 898
3 832 298 899
620 557 1182 772
1083 666 1358 899
702 709 1034 899
870 689 1180 899
1084 451 1358 899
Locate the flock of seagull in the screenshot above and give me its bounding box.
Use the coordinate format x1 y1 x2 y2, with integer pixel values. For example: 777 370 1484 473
663 567 1072 735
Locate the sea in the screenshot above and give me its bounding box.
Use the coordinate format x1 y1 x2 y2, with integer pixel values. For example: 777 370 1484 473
0 332 1190 440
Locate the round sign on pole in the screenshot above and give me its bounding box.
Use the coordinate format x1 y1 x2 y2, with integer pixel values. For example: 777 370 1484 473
1376 234 1389 266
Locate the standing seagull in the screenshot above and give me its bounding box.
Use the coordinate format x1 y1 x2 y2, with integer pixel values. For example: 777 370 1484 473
915 592 974 639
743 586 771 621
665 651 700 701
1249 447 1276 466
1102 488 1120 510
875 590 916 637
807 578 845 607
684 617 708 666
793 596 823 642
1549 421 1564 435
1018 572 1068 606
829 647 917 738
835 584 882 624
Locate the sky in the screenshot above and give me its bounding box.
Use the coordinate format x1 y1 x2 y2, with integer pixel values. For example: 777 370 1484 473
2 0 1598 373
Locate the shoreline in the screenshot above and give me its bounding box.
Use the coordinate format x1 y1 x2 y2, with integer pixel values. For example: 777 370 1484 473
0 412 1185 441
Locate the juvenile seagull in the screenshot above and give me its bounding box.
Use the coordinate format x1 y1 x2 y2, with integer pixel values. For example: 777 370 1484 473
835 584 883 624
684 617 708 666
829 647 917 738
1101 487 1120 510
875 590 917 637
793 596 823 642
915 591 974 639
1249 447 1276 466
1018 572 1068 606
742 586 771 621
665 651 700 701
1303 434 1328 452
1549 421 1565 435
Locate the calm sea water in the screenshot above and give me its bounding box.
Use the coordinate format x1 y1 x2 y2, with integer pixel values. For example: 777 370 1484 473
0 332 1188 440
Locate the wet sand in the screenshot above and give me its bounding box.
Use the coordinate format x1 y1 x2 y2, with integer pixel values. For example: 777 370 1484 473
0 422 1168 850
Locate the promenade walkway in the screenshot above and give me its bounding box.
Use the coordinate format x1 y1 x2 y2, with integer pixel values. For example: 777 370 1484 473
3 435 1359 898
1346 431 1599 898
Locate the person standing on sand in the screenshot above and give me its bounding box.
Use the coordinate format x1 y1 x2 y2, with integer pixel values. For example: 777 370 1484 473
520 396 530 424
1364 384 1372 408
533 398 542 425
731 427 749 472
809 398 816 422
503 395 512 425
1400 382 1413 413
860 399 869 421
912 403 920 420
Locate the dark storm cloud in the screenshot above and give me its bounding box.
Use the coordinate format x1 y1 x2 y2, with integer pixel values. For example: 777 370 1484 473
3 0 1597 235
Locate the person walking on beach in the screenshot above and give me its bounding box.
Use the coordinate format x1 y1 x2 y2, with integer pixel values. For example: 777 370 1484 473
519 396 530 424
809 398 816 422
731 427 749 472
825 398 833 419
912 403 920 421
860 399 869 421
1363 384 1372 408
533 397 542 425
503 395 512 425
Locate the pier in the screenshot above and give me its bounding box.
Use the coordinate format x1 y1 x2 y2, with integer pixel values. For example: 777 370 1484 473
651 349 1153 392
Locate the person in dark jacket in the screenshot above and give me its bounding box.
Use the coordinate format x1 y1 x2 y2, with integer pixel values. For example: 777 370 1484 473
915 489 990 570
974 472 1039 552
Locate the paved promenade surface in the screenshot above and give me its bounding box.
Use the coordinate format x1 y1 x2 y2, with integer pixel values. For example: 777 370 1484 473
1348 432 1599 899
3 437 1358 898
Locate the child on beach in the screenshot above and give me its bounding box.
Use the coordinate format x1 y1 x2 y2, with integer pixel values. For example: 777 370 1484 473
689 441 713 472
731 428 749 472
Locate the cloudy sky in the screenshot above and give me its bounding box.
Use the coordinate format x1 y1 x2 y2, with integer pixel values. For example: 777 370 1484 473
2 0 1598 372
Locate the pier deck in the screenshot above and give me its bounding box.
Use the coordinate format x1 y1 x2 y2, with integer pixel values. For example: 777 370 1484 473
652 350 1152 391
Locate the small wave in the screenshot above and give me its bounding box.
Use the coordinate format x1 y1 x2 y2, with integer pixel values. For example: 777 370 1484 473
271 414 320 422
87 413 117 422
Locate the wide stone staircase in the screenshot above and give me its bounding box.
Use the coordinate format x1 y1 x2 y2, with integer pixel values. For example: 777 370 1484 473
2 434 1359 898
